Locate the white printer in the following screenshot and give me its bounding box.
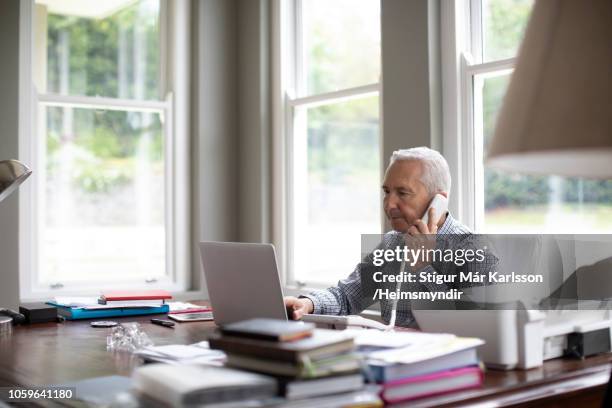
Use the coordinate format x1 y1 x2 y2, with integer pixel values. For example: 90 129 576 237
413 235 612 369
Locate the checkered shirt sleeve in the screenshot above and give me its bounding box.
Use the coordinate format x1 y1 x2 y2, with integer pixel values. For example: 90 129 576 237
301 213 498 327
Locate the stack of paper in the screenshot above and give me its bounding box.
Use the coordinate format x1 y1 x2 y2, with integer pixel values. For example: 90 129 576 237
167 301 211 313
134 341 226 366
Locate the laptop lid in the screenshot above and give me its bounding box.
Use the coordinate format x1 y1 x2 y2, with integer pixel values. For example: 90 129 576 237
199 241 288 325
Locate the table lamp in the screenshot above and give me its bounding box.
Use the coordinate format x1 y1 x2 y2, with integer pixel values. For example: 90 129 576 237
0 159 32 328
485 0 612 386
486 0 612 178
0 160 32 202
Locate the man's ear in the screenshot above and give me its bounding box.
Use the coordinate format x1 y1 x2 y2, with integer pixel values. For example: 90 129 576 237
438 191 449 199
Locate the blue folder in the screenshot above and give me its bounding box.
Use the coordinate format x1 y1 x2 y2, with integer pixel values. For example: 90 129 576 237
47 302 169 320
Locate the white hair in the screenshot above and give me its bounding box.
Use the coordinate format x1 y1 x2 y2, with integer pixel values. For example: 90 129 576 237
388 147 451 195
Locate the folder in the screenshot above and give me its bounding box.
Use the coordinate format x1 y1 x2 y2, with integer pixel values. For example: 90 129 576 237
47 302 169 320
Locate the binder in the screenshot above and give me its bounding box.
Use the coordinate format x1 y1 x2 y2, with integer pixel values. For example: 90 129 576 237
47 302 169 320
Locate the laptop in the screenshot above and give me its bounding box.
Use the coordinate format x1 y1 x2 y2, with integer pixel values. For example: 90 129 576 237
199 241 288 325
199 241 389 330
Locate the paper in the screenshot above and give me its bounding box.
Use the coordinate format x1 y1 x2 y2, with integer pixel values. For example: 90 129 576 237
52 297 99 307
135 342 226 366
167 301 208 312
366 336 484 364
345 328 454 348
82 303 159 310
51 297 162 310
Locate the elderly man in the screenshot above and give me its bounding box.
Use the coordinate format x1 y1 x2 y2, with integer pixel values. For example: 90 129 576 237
284 146 495 328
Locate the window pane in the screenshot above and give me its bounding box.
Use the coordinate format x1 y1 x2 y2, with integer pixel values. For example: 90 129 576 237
35 0 160 100
41 106 166 283
481 74 612 233
301 0 380 95
482 0 533 61
292 96 381 284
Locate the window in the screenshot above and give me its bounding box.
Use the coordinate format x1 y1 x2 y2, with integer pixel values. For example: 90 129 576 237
21 0 189 296
447 0 612 233
281 0 382 287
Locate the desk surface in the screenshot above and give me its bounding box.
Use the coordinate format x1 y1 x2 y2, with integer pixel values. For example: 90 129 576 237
0 313 610 408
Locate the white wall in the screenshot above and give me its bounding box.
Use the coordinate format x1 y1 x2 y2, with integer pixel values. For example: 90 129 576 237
381 0 442 162
0 0 21 310
237 0 272 244
381 0 442 229
191 0 240 293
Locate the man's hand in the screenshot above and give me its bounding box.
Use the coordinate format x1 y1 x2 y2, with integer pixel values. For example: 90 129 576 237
284 296 313 320
405 207 440 270
408 207 440 236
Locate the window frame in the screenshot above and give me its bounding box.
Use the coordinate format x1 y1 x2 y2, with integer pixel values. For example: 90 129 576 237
441 0 520 233
273 0 382 291
18 0 191 299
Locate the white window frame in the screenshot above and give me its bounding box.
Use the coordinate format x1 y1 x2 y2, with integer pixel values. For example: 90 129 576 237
273 0 381 291
441 0 519 232
18 0 191 299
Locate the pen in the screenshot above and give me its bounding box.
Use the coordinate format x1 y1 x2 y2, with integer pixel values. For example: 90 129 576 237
151 318 175 328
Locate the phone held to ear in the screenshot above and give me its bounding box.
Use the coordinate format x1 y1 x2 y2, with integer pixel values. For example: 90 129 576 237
421 194 448 226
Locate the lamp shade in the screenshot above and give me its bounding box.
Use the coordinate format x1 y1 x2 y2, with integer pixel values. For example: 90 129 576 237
0 160 32 203
486 0 612 178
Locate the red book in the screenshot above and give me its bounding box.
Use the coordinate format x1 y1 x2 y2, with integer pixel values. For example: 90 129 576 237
100 290 172 302
380 366 483 404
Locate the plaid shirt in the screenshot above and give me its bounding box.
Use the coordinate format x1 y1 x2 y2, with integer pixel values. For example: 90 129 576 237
303 213 497 328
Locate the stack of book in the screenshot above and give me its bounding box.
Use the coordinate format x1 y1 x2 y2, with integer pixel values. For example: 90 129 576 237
209 318 376 404
362 334 484 404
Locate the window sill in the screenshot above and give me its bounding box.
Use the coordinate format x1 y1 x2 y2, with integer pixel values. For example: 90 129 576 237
21 289 207 304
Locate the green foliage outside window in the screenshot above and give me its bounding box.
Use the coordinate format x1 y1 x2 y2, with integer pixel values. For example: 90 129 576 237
45 0 162 194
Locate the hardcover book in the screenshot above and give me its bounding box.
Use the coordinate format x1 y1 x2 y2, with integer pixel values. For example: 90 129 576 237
220 318 315 342
209 329 354 362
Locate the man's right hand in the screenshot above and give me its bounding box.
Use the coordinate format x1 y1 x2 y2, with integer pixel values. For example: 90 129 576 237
284 296 314 320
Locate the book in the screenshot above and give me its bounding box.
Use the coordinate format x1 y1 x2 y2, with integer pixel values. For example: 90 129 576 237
279 373 364 400
59 375 133 407
48 303 169 320
368 346 480 383
220 318 315 342
167 302 212 314
99 290 172 302
133 364 277 407
275 386 383 408
379 366 483 404
226 352 362 379
209 329 354 363
168 311 214 322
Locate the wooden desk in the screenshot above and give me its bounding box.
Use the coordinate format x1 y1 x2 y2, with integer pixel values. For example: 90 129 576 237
0 314 610 407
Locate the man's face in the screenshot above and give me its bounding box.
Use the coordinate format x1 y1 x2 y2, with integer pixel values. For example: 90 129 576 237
382 160 432 233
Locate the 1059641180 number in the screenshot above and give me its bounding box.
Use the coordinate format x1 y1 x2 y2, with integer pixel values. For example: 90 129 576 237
1 387 75 401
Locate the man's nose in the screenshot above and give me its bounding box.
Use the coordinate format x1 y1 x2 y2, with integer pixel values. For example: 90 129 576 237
384 194 399 211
